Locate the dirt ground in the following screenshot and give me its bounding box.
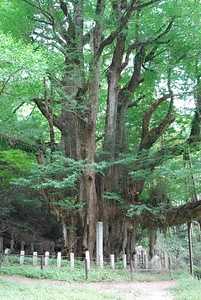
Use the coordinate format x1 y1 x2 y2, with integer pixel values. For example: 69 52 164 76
1 275 176 299
84 281 176 299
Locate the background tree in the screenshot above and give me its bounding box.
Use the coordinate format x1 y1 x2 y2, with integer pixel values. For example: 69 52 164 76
1 0 201 259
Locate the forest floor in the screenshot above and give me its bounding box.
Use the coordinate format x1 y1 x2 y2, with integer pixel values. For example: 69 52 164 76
1 275 176 299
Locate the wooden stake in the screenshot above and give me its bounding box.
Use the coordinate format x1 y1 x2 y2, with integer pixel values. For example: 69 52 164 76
85 258 88 280
188 222 194 277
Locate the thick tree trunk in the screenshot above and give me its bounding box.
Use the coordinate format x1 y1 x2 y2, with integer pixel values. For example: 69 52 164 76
76 60 101 257
149 228 157 258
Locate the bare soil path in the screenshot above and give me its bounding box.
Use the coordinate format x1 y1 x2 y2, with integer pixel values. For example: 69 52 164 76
1 275 176 299
86 281 176 299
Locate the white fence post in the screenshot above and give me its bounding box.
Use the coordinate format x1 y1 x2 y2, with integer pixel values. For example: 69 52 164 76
70 253 74 268
33 252 37 266
85 251 90 270
45 251 49 266
122 254 127 269
110 254 115 269
20 250 25 265
57 252 61 268
96 222 103 266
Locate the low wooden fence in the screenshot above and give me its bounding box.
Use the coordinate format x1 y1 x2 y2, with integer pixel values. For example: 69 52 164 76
0 249 171 272
0 236 172 272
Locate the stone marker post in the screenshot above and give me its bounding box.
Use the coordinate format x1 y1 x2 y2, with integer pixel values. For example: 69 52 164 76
99 254 104 268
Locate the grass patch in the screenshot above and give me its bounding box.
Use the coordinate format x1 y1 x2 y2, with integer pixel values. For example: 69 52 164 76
172 271 201 300
0 260 173 283
0 277 120 300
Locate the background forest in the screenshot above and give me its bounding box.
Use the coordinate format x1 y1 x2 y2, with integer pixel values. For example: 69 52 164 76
1 0 201 261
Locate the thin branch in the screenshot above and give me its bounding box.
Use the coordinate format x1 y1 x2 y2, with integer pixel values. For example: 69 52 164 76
12 102 25 114
36 0 54 23
27 16 52 26
128 94 145 109
153 18 174 43
0 67 23 96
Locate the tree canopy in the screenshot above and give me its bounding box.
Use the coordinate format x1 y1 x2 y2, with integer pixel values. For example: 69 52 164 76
1 0 201 259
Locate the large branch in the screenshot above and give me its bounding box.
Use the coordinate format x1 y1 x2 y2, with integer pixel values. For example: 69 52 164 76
96 0 135 57
34 98 63 131
139 95 174 151
138 200 201 229
96 0 161 58
0 134 39 154
118 46 145 105
166 201 201 226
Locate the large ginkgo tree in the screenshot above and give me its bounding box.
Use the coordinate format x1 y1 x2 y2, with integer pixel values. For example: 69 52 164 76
1 0 201 259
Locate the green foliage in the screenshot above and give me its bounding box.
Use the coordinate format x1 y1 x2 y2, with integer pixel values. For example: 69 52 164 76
0 149 35 183
142 152 201 205
126 204 152 217
16 154 83 189
0 31 50 146
104 191 124 206
0 206 14 218
0 149 35 171
0 0 35 41
56 197 84 212
172 272 201 300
